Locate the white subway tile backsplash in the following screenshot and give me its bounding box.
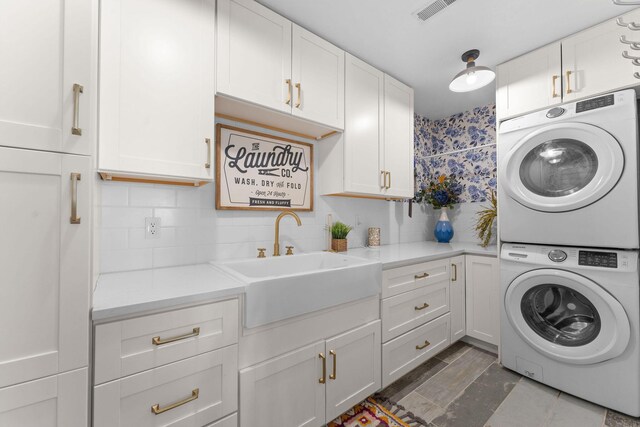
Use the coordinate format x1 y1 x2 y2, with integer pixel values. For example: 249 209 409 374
152 246 198 268
101 207 153 228
100 228 128 252
129 186 176 207
101 184 129 206
101 248 153 273
128 227 177 249
154 208 200 227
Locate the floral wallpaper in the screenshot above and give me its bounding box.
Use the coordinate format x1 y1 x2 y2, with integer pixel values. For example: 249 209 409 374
414 104 497 203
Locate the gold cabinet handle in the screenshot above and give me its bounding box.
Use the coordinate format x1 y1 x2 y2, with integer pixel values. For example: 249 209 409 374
70 173 81 224
285 79 292 105
329 350 337 380
204 138 211 169
416 340 431 350
295 83 301 108
565 70 573 94
381 171 386 189
152 327 200 346
552 75 559 98
151 388 199 415
415 302 430 311
386 171 391 189
72 83 83 135
319 353 326 384
451 263 457 282
414 273 429 279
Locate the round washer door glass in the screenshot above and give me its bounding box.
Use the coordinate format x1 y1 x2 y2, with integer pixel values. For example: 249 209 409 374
521 284 600 347
505 269 630 364
500 123 624 212
519 139 598 198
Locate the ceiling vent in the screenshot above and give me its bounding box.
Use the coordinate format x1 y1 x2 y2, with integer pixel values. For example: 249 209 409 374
413 0 457 22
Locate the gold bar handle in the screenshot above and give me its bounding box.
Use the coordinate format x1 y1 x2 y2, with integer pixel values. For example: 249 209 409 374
295 83 301 108
415 273 429 279
329 350 337 380
416 340 431 350
72 84 83 136
319 353 326 384
205 138 211 169
381 171 386 189
452 263 457 282
285 79 292 105
151 388 199 415
70 173 81 224
386 171 391 189
552 75 559 98
565 70 573 94
152 327 200 346
415 302 430 311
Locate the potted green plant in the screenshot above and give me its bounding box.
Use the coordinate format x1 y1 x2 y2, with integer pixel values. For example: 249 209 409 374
330 221 353 252
475 190 497 247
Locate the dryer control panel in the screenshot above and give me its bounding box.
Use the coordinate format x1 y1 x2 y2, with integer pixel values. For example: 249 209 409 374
579 250 617 268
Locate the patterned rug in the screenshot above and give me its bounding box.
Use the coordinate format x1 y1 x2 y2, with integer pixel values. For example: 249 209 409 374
328 395 427 427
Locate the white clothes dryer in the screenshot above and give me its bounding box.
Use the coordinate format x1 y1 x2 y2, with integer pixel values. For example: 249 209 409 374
501 243 640 416
498 89 639 249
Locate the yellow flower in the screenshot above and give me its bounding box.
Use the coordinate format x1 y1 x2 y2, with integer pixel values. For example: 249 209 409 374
438 175 446 184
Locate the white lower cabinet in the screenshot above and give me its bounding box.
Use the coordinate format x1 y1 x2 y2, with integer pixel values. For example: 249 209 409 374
207 413 238 427
450 255 466 343
239 320 381 427
94 346 238 427
465 255 500 346
0 368 88 427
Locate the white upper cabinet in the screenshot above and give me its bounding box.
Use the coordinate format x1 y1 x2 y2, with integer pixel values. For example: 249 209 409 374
216 0 292 113
0 148 90 389
343 54 385 196
383 75 415 198
0 0 93 155
292 25 345 129
99 0 215 182
496 42 562 120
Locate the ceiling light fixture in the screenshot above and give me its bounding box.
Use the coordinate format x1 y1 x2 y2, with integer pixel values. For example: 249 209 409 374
449 49 495 93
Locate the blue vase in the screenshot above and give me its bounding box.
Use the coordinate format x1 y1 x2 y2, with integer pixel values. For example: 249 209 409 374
434 208 454 243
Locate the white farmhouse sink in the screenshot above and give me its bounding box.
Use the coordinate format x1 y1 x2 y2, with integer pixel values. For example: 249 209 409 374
211 252 381 328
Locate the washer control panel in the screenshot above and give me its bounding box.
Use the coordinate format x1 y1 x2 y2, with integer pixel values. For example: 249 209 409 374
578 250 617 268
548 249 568 263
575 94 614 113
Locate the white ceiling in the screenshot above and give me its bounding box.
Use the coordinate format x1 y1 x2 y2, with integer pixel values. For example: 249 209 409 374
257 0 636 119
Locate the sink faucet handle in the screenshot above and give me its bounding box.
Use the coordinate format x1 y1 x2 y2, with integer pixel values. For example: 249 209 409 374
257 248 266 258
285 246 294 256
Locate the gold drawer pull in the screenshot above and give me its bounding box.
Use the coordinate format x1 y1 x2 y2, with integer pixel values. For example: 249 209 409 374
70 173 82 224
566 70 573 94
415 273 429 279
415 302 430 311
204 138 211 169
329 350 337 380
72 83 83 135
285 79 292 105
151 388 199 415
319 353 326 384
295 82 302 108
451 263 457 282
152 327 200 346
416 340 431 350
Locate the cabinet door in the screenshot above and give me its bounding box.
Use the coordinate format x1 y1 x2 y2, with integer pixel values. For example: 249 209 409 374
217 0 292 113
99 0 215 180
291 25 345 129
240 341 325 427
465 256 499 346
496 42 562 120
344 54 385 196
562 13 638 101
0 368 88 427
325 321 381 422
450 255 466 343
0 0 93 155
383 75 415 198
0 148 90 388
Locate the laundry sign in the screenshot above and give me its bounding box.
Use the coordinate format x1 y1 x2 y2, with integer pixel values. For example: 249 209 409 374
215 124 314 211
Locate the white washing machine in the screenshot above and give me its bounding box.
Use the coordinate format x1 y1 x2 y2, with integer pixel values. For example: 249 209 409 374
498 89 639 249
501 243 640 416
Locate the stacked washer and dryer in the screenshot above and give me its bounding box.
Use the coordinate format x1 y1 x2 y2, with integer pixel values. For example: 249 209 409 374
497 89 640 416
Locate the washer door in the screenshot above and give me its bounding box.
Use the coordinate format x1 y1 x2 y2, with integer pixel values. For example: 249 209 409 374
500 123 624 212
505 269 630 364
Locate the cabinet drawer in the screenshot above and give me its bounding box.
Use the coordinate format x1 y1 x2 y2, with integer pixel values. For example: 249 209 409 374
94 345 238 427
382 281 449 342
382 259 449 298
206 412 237 427
95 299 239 384
382 314 450 388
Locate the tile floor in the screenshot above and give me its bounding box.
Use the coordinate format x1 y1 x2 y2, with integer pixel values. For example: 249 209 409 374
379 341 640 427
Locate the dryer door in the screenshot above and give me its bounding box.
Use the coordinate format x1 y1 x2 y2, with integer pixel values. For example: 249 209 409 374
505 269 630 364
500 123 624 212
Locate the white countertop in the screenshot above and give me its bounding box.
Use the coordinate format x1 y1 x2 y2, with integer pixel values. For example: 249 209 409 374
92 241 497 322
347 241 498 269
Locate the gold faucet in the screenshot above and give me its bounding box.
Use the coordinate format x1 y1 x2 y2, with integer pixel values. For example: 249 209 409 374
273 210 302 256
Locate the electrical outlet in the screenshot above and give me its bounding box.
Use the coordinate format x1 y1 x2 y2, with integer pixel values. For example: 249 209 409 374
145 217 161 239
